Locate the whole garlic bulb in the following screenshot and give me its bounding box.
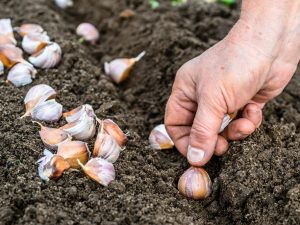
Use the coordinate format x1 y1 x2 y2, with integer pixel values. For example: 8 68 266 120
7 62 37 87
149 124 174 150
178 167 212 200
31 99 63 122
78 157 115 186
0 44 26 68
104 51 146 84
76 23 99 44
15 23 44 37
29 42 62 69
55 0 73 9
22 33 50 54
0 61 3 75
0 18 16 45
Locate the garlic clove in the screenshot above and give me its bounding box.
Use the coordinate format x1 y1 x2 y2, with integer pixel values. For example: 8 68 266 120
29 42 62 69
60 112 96 140
0 44 26 68
0 19 16 45
178 167 212 200
37 149 70 181
0 61 3 75
0 34 16 46
34 122 71 150
104 51 146 84
219 112 238 133
77 158 115 186
76 23 99 44
22 84 56 117
22 33 50 54
149 124 174 150
55 0 74 9
15 24 44 37
63 104 95 123
7 62 37 87
31 99 63 122
93 132 121 163
99 119 127 149
57 141 90 169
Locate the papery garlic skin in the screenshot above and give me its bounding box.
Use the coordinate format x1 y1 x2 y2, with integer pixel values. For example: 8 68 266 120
57 141 89 168
22 33 50 54
149 124 174 150
0 19 16 45
219 112 238 133
0 44 26 68
31 99 63 122
16 24 44 37
76 23 99 44
178 167 212 200
104 51 145 84
78 158 115 186
37 149 70 181
63 104 95 123
55 0 74 9
60 112 96 140
29 42 62 69
93 132 121 163
7 62 37 87
0 61 3 75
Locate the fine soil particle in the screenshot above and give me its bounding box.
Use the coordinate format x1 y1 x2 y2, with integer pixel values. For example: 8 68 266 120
0 0 299 224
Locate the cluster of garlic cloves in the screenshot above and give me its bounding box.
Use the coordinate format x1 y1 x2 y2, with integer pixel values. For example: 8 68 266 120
76 23 99 44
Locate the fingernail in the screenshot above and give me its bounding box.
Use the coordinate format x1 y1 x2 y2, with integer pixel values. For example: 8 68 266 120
187 145 205 163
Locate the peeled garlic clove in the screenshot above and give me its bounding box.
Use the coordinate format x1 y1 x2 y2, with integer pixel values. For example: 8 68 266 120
93 132 121 163
34 122 71 150
76 23 99 44
178 167 212 200
57 141 89 169
149 124 174 150
0 61 3 75
37 149 70 181
55 0 74 9
60 113 96 140
15 24 44 37
31 99 63 122
22 33 50 54
0 19 16 45
104 51 146 84
23 84 56 117
29 42 62 69
7 62 37 87
63 104 95 123
0 44 26 68
219 112 238 133
100 119 127 149
78 158 115 186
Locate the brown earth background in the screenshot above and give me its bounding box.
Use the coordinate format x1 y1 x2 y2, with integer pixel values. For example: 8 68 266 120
0 0 299 224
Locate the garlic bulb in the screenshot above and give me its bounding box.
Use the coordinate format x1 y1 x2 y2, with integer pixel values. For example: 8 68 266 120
93 131 121 163
78 158 115 186
0 19 16 45
16 24 44 37
0 44 26 68
22 84 56 117
178 167 212 200
76 23 99 44
7 62 37 87
34 122 71 150
104 51 146 84
57 141 90 168
63 104 95 123
22 33 50 54
149 124 174 150
219 112 238 132
99 119 127 149
29 42 62 69
0 61 3 75
60 112 96 140
37 149 70 181
31 99 63 122
55 0 74 9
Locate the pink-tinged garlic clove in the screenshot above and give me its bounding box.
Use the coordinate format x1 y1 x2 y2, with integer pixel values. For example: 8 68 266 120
55 0 74 9
22 32 50 54
76 23 99 44
63 104 95 123
7 62 37 87
78 158 115 186
0 44 26 68
31 99 62 122
15 24 44 37
104 51 145 84
149 124 174 150
178 167 212 200
29 42 62 69
0 19 16 45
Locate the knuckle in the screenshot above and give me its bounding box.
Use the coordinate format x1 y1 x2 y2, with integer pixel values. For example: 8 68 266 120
190 123 213 140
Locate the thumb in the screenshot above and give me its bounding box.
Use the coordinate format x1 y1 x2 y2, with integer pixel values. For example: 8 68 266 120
187 101 224 167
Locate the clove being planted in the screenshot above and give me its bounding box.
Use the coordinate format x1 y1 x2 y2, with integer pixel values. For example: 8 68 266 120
149 124 174 150
76 23 99 44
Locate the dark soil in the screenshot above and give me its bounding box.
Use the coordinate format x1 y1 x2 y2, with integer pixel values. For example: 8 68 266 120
0 0 299 224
